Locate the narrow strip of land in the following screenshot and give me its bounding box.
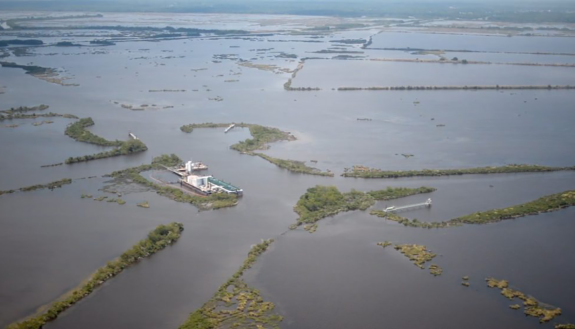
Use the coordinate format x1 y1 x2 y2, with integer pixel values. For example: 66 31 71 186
178 239 282 329
7 223 184 329
65 117 148 164
371 190 575 228
180 122 333 176
0 178 72 196
342 164 575 179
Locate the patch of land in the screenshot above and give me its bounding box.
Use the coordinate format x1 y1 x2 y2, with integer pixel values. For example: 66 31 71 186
383 244 442 276
486 278 562 323
7 223 184 329
291 185 436 231
64 118 148 164
181 122 333 176
337 85 575 91
0 61 78 86
342 164 575 178
178 239 282 329
0 178 72 196
371 189 575 228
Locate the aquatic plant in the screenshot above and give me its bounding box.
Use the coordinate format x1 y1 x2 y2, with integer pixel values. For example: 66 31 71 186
7 223 184 329
137 201 150 208
486 277 562 323
179 239 282 329
393 244 437 269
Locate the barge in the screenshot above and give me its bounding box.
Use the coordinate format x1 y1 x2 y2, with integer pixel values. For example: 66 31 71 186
180 175 243 196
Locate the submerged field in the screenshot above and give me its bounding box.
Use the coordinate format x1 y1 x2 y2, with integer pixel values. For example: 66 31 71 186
1 11 574 329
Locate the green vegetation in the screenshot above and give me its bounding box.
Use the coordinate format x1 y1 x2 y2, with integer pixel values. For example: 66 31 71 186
0 61 53 75
1 105 49 114
342 164 575 178
1 178 72 197
64 118 148 164
65 139 148 164
486 277 562 323
179 239 282 329
370 210 455 229
377 241 392 248
255 153 333 177
105 198 126 205
293 186 372 227
371 190 575 228
392 244 442 276
180 122 250 133
0 39 43 47
292 185 436 231
180 123 294 153
181 122 332 176
230 125 295 153
107 154 238 210
137 201 150 208
450 190 575 224
556 324 575 329
367 186 436 200
8 222 184 329
0 111 78 122
65 118 122 147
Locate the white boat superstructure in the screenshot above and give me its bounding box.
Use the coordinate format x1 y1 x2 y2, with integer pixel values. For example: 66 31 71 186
185 160 208 173
225 124 235 133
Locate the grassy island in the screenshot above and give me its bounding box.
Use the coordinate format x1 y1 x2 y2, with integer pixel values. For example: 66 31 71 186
0 106 78 122
107 154 238 210
342 164 575 179
292 185 436 231
65 118 123 147
254 153 334 176
370 210 456 229
8 222 184 329
0 61 54 76
371 190 575 228
64 118 148 164
367 187 436 200
179 239 282 329
0 178 72 196
486 277 562 323
180 122 333 176
386 244 442 276
450 190 575 225
1 105 49 114
65 139 148 164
